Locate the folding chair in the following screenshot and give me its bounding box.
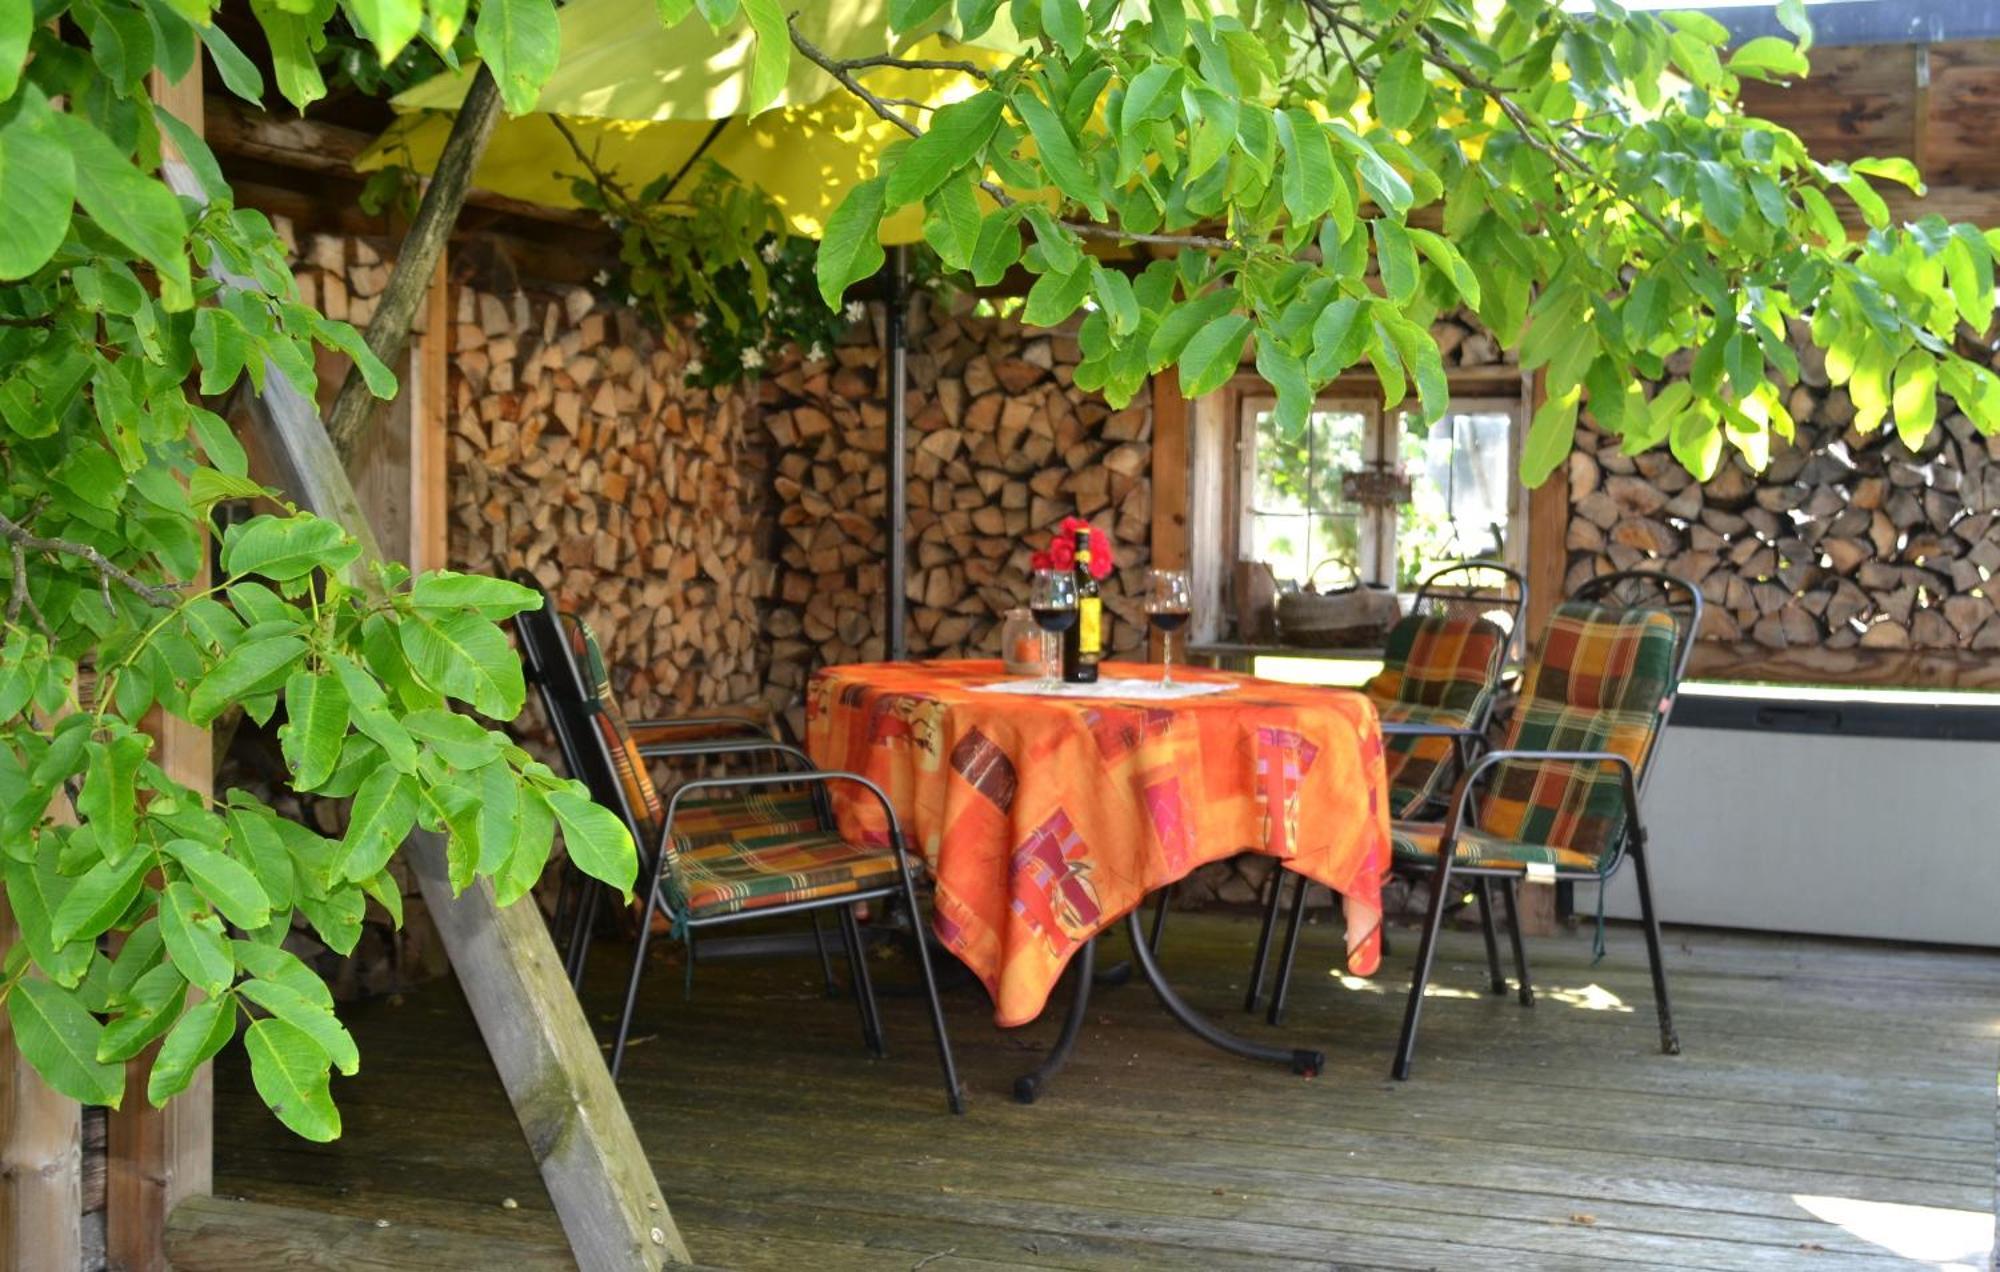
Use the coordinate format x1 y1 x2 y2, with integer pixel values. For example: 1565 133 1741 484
1388 570 1700 1080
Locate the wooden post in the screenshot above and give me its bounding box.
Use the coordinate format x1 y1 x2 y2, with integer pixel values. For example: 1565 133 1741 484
1518 370 1566 937
193 190 687 1268
1 900 83 1272
1149 370 1189 662
412 259 450 574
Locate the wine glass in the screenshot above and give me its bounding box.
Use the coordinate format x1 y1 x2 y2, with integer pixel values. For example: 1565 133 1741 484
1146 568 1193 686
1028 568 1078 691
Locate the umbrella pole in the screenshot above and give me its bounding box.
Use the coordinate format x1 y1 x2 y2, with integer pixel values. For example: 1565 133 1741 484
886 246 909 661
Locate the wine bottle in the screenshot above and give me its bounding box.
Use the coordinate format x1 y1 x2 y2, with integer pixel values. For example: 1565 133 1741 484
1064 527 1102 684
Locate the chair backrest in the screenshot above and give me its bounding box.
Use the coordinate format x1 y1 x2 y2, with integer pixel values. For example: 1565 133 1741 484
1475 601 1681 865
1410 561 1529 668
509 572 599 814
1362 613 1508 718
1568 568 1702 686
558 613 667 852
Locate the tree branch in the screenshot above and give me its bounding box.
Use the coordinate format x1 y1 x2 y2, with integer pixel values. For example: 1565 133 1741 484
0 508 179 611
786 17 1236 252
324 64 505 464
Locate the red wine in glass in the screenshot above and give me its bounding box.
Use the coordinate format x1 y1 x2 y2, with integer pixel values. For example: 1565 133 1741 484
1148 608 1190 634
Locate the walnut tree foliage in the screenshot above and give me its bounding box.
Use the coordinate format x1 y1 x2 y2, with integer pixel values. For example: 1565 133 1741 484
667 0 2000 486
0 0 631 1142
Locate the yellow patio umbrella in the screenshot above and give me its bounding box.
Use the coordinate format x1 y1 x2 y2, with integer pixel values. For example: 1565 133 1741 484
357 0 1015 241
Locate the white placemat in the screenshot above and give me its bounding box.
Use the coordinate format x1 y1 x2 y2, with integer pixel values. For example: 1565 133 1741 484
972 676 1234 700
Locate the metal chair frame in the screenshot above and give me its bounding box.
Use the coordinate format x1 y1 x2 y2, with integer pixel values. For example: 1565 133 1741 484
512 579 963 1112
1243 561 1524 1023
1389 570 1702 1079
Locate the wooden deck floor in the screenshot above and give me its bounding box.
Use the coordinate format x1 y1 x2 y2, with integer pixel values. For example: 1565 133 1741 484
202 910 2000 1270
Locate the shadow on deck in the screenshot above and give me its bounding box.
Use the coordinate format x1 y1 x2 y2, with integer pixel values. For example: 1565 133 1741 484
189 910 2000 1270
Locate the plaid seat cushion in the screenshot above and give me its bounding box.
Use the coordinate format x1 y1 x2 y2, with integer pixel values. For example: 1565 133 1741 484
670 803 903 919
1391 822 1601 873
1362 615 1506 819
1470 602 1678 870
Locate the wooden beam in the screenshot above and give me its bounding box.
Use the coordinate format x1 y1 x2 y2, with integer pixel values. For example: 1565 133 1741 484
413 258 450 575
203 94 598 230
1518 370 1564 939
170 162 687 1269
1 899 83 1271
1149 369 1188 663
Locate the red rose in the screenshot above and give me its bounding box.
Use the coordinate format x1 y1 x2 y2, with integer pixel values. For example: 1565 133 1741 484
1048 517 1113 580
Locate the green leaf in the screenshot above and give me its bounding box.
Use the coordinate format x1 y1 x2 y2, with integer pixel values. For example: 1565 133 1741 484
885 91 1001 209
0 89 76 281
159 881 235 995
0 0 30 101
279 669 349 791
340 765 419 882
187 637 307 728
225 803 297 914
1727 36 1808 79
223 514 358 581
74 732 146 865
1040 0 1083 55
1013 86 1102 218
245 1016 341 1141
889 0 947 28
1374 47 1427 130
1851 156 1924 194
197 22 265 101
816 177 886 309
1275 108 1335 224
1177 313 1251 398
1022 260 1091 327
495 775 555 907
475 0 560 115
345 0 424 63
1371 219 1418 305
545 786 636 900
1308 296 1370 382
736 0 790 114
475 759 523 879
397 612 525 719
1147 289 1236 369
239 978 358 1076
7 978 125 1106
147 993 236 1105
98 970 186 1064
1522 389 1579 487
1693 160 1744 237
921 173 982 270
1891 350 1938 449
332 655 417 774
1945 227 1995 333
657 0 694 21
402 709 505 768
1253 333 1310 439
1671 403 1724 480
1407 228 1480 309
967 209 1021 286
165 839 272 932
252 0 327 109
48 848 150 947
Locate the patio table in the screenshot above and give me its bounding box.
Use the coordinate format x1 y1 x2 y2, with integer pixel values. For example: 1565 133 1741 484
805 658 1390 1097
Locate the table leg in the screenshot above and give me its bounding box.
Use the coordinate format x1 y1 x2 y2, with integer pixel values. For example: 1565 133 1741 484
1012 937 1096 1104
1125 912 1324 1077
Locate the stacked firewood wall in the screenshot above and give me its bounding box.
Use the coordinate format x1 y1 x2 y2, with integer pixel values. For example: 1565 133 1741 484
445 284 778 720
755 302 1154 701
1566 330 2000 653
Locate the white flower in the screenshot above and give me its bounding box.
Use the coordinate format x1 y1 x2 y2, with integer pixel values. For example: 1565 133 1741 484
760 240 784 264
806 342 826 363
844 301 867 324
624 294 638 308
740 346 765 370
592 269 611 287
685 357 705 378
693 311 708 329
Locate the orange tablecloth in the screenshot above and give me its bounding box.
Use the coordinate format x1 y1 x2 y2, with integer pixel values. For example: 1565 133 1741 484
805 660 1389 1026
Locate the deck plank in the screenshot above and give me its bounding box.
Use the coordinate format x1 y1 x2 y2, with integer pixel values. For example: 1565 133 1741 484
199 916 2000 1270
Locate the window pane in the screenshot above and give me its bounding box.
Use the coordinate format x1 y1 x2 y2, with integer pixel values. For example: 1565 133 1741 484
1398 410 1515 586
1307 409 1369 511
1307 514 1364 588
1249 513 1313 587
1250 408 1311 515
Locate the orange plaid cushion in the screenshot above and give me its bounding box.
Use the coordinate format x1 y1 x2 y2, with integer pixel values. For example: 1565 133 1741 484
563 616 666 847
1391 822 1601 872
670 793 902 919
1472 602 1678 868
1362 615 1506 818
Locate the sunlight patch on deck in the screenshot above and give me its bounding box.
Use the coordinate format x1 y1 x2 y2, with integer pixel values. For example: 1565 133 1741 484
1334 971 1634 1010
1790 1195 1994 1268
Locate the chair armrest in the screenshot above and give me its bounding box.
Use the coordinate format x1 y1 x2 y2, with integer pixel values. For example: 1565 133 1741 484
1378 721 1487 741
627 715 772 747
635 738 816 772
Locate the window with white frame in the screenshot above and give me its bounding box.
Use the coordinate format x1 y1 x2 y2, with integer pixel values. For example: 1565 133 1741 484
1239 395 1524 590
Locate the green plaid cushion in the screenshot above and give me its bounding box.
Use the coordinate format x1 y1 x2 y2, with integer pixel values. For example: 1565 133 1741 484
1473 602 1679 869
670 795 900 919
1391 822 1601 873
1362 615 1506 818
